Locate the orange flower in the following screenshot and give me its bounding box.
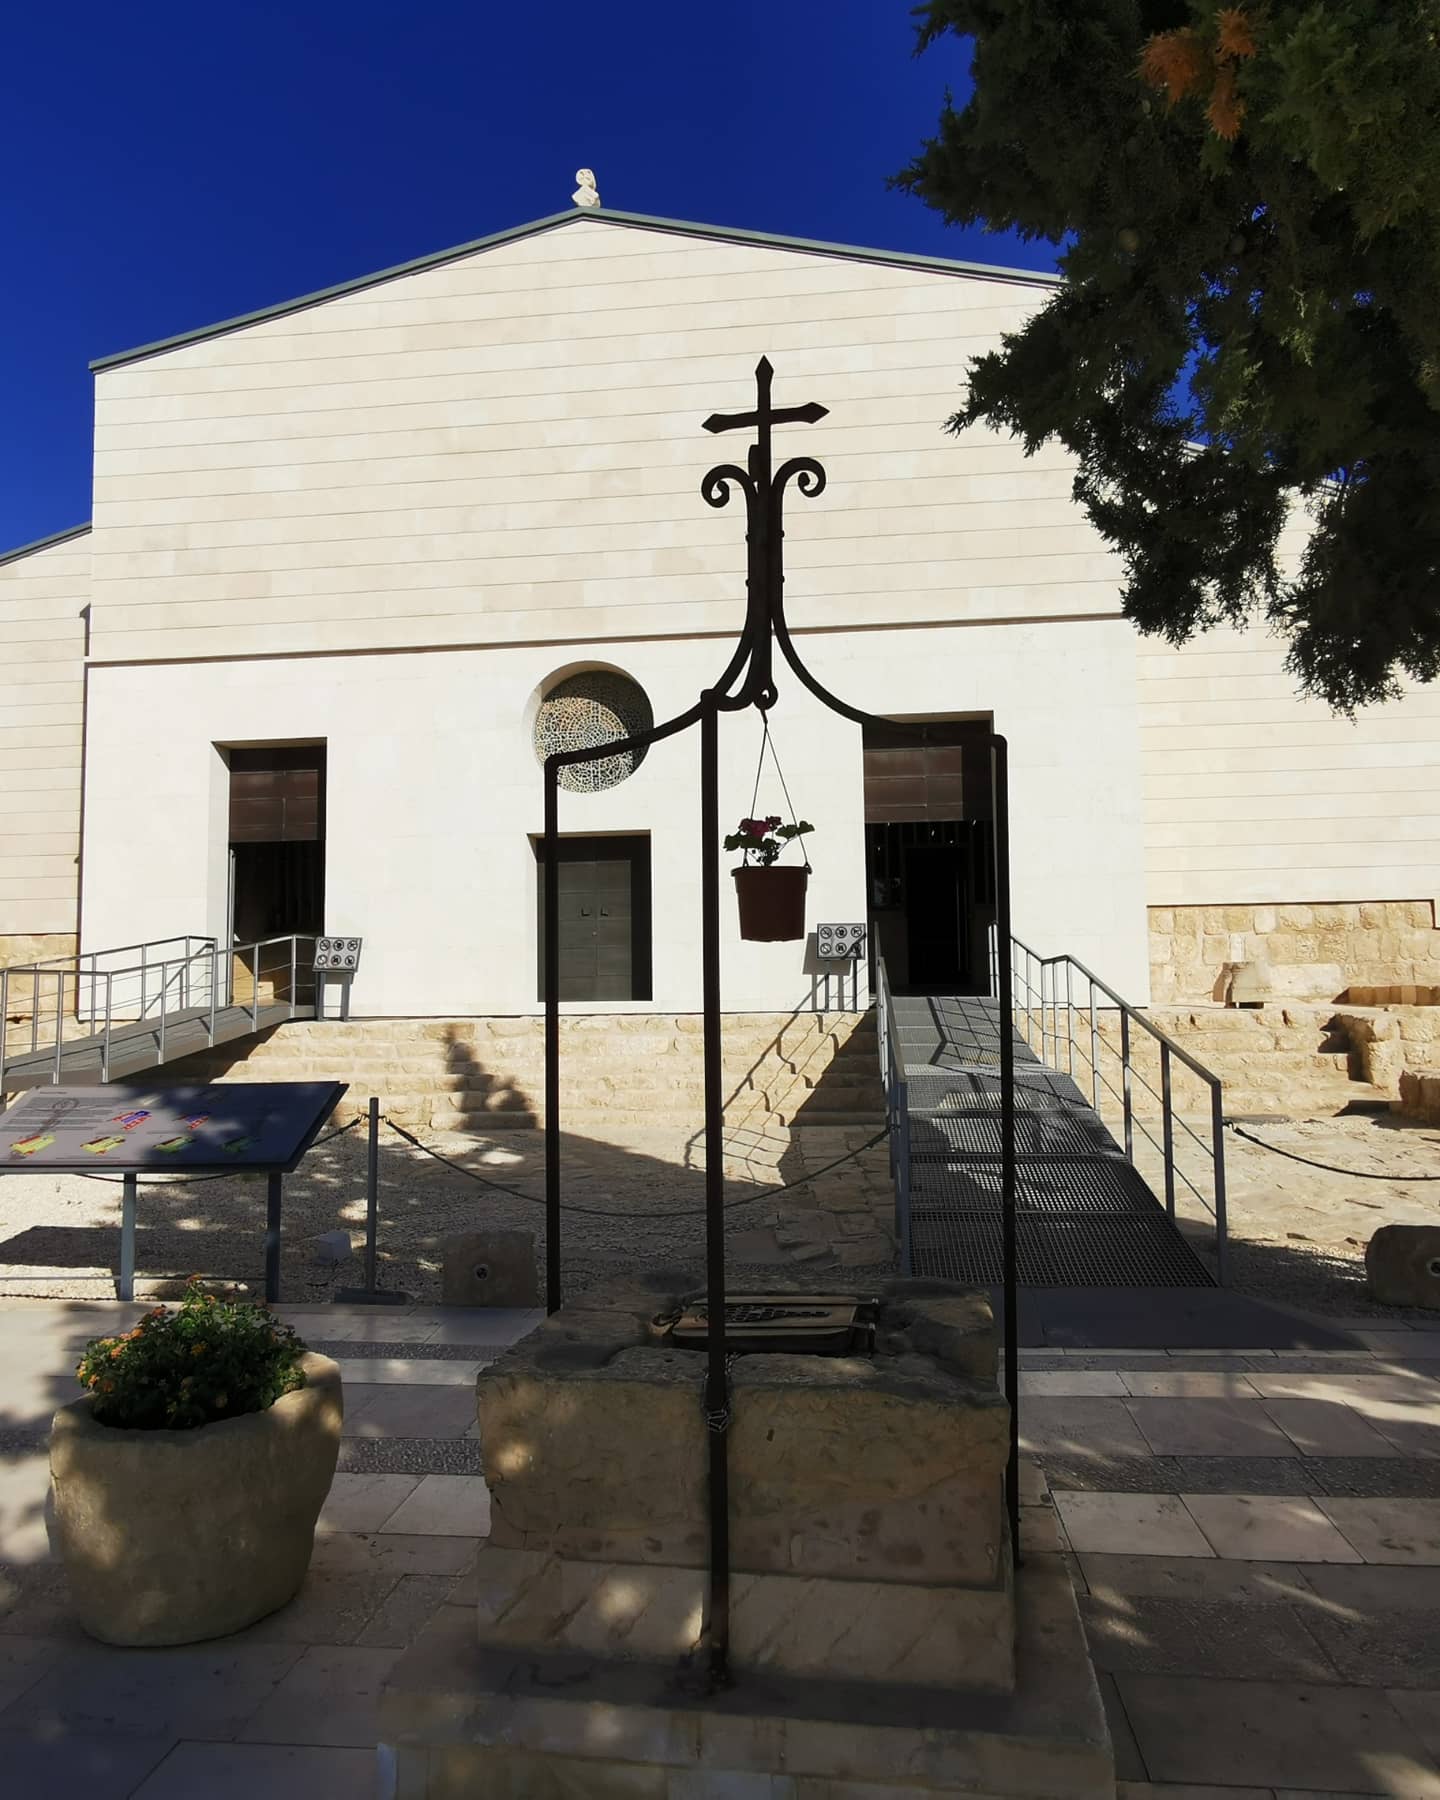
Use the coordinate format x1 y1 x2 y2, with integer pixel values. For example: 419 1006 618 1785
192 1342 207 1356
1216 6 1257 59
1139 29 1207 103
1208 64 1246 138
109 1346 123 1360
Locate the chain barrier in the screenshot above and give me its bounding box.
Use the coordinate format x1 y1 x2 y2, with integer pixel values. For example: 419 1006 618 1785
1228 1120 1440 1182
381 1114 890 1220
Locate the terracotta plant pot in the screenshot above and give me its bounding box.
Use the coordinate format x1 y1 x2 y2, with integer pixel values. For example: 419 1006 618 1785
733 865 809 942
49 1351 343 1646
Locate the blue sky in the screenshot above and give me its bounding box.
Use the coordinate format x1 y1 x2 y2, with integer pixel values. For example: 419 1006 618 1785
1 1 1057 552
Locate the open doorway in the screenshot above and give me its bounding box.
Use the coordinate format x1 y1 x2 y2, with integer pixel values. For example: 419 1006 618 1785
227 746 326 1001
863 719 994 996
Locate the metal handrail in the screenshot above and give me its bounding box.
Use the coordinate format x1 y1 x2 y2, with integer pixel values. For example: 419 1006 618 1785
874 952 912 1275
1010 934 1228 1284
2 932 317 1092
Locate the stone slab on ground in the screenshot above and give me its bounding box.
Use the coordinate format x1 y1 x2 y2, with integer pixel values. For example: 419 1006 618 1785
379 1551 1112 1799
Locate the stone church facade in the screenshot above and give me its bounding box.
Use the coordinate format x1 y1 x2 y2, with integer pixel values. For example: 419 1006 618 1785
2 205 1437 1016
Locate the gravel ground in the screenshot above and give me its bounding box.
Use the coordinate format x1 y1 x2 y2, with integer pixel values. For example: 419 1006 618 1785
2 1108 1434 1322
1164 1111 1440 1320
0 1116 894 1306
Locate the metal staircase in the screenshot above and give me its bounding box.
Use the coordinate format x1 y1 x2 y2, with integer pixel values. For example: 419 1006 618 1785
876 939 1226 1288
1 935 317 1093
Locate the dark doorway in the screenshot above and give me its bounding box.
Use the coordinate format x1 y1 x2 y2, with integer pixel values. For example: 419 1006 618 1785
535 835 653 1003
863 718 994 996
228 746 326 945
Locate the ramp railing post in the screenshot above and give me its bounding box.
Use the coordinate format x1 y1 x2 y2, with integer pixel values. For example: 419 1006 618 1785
1211 1082 1229 1286
1161 1042 1176 1220
102 973 113 1083
1088 980 1101 1113
1121 1006 1134 1160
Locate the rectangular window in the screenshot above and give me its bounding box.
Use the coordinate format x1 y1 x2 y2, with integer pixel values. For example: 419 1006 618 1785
534 835 653 1003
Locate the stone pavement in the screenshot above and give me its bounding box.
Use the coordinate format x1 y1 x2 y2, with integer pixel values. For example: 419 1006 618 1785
1020 1312 1440 1798
0 1298 536 1798
3 1297 1440 1794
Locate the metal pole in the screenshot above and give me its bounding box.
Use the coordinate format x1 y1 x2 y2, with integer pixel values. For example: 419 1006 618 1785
364 1096 379 1291
158 961 167 1066
119 1173 137 1302
1065 961 1075 1079
290 936 298 1019
897 1078 912 1276
0 967 7 1091
53 971 64 1083
1161 1043 1177 1220
1088 982 1101 1113
208 945 218 1046
700 692 731 1686
992 737 1020 1571
251 943 260 1030
102 974 112 1083
1211 1083 1229 1286
544 757 562 1315
265 1171 283 1304
1121 1007 1134 1160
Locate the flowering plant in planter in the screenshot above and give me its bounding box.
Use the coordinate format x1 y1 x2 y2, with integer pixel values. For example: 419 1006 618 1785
54 1279 344 1646
76 1280 307 1430
723 814 815 868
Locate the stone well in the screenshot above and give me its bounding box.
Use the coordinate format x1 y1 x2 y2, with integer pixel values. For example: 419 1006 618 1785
379 1275 1114 1799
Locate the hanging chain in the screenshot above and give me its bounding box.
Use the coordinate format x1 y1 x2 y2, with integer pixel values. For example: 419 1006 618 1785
743 713 811 872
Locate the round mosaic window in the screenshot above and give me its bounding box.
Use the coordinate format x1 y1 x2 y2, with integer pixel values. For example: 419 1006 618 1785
533 670 654 793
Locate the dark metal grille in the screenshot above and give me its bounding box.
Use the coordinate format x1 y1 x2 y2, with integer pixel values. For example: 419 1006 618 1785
911 1155 1162 1215
910 1215 1215 1287
905 1067 1086 1112
910 1108 1121 1159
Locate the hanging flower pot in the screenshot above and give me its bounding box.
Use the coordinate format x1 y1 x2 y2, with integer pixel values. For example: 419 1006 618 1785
733 864 809 941
725 814 815 942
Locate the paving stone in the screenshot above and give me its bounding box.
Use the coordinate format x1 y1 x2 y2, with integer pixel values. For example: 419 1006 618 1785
1125 1398 1300 1458
1119 1371 1262 1398
1018 1398 1152 1459
1117 1674 1440 1794
355 1574 461 1648
1298 1608 1440 1690
1082 1594 1337 1682
334 1356 485 1385
226 1570 402 1646
343 1383 477 1439
307 1338 481 1361
1116 1786 1271 1800
317 1472 421 1533
131 1741 376 1798
1097 1670 1147 1782
1055 1492 1214 1558
1183 1495 1364 1563
1314 1497 1440 1564
380 1473 491 1537
1079 1553 1310 1605
0 1730 171 1800
308 1532 479 1578
1017 1371 1128 1396
0 1634 63 1712
1386 1689 1440 1763
237 1643 402 1746
2 1638 306 1739
1263 1399 1400 1457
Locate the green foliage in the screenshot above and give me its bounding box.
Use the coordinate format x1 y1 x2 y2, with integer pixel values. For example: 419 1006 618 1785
723 814 816 867
897 1 1440 709
76 1281 307 1430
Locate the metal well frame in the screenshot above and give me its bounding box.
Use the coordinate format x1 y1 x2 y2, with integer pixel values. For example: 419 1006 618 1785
541 359 1019 1689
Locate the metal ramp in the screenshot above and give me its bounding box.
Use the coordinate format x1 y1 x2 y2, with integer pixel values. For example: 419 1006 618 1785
882 982 1219 1288
2 935 317 1093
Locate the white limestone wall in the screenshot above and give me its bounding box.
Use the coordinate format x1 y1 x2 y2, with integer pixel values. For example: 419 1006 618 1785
79 615 1149 1015
1138 623 1440 909
0 530 89 945
86 216 1117 664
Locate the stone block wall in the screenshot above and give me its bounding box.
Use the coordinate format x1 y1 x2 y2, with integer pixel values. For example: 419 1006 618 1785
0 933 77 971
1149 901 1440 1005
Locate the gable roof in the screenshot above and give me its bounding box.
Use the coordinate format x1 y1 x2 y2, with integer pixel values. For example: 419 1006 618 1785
89 207 1061 373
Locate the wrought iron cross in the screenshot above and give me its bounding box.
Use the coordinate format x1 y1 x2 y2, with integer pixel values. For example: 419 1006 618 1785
699 357 828 708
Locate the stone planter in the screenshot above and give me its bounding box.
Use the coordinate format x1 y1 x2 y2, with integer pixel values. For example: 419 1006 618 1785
49 1351 342 1646
733 864 808 941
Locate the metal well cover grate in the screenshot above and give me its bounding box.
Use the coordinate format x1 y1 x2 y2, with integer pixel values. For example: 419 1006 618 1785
905 1068 1089 1113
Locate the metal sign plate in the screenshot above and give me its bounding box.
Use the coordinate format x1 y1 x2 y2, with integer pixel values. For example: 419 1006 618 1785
0 1082 346 1175
817 922 866 959
314 936 362 973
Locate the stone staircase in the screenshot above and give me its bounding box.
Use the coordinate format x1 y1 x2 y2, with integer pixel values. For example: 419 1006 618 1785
163 1011 884 1135
1093 1006 1393 1119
